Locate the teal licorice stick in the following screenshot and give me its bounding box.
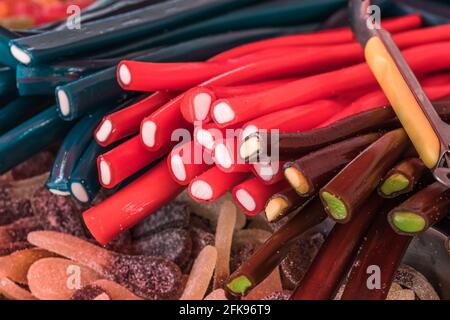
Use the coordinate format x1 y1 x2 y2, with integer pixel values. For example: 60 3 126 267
0 27 20 68
16 59 115 96
0 66 16 96
9 0 257 65
0 107 73 174
0 96 53 135
56 27 295 121
93 0 342 59
46 107 112 195
69 140 105 203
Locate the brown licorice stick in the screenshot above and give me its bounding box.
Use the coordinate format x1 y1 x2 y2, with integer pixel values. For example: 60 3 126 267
388 182 450 236
291 194 385 300
264 188 309 223
340 212 413 300
27 231 182 300
225 197 327 298
320 128 410 223
378 158 426 198
284 132 382 198
241 101 450 161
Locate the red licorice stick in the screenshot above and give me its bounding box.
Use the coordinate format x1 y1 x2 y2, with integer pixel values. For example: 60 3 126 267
95 91 175 147
181 78 294 123
240 99 345 140
83 161 184 245
167 140 213 186
291 195 384 300
188 166 247 203
340 212 413 300
181 23 450 125
420 72 450 86
212 137 252 173
117 47 305 92
97 135 173 189
212 15 422 61
232 177 289 216
251 161 287 185
211 41 450 127
320 83 450 127
140 95 191 151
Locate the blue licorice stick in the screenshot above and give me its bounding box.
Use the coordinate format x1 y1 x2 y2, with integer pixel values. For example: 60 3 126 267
69 140 104 203
46 106 113 195
96 0 345 58
9 0 258 65
0 27 20 68
0 66 16 96
0 107 73 174
392 0 450 25
0 96 53 135
55 26 311 122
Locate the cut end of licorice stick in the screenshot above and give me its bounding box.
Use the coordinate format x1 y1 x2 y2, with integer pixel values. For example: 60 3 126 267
56 89 71 117
95 119 113 144
379 173 410 197
214 143 233 170
10 45 31 65
98 159 112 186
141 120 157 148
239 136 260 160
265 197 289 223
70 182 90 203
169 154 187 183
117 63 132 87
235 189 257 213
321 191 348 221
180 245 217 300
241 125 258 141
226 275 252 296
391 212 426 234
284 167 310 195
195 128 215 150
190 180 214 201
194 90 214 122
213 100 235 125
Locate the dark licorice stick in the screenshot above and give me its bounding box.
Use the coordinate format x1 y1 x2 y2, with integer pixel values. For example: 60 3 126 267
394 0 450 25
320 129 409 223
56 28 288 121
0 66 16 97
0 107 73 174
0 96 53 135
225 197 327 297
83 160 184 245
16 59 116 96
340 212 413 300
69 140 105 204
264 188 309 223
291 194 385 300
244 101 450 161
284 133 382 197
10 0 257 65
0 27 20 68
91 0 327 59
46 107 110 196
378 158 426 198
388 182 450 235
